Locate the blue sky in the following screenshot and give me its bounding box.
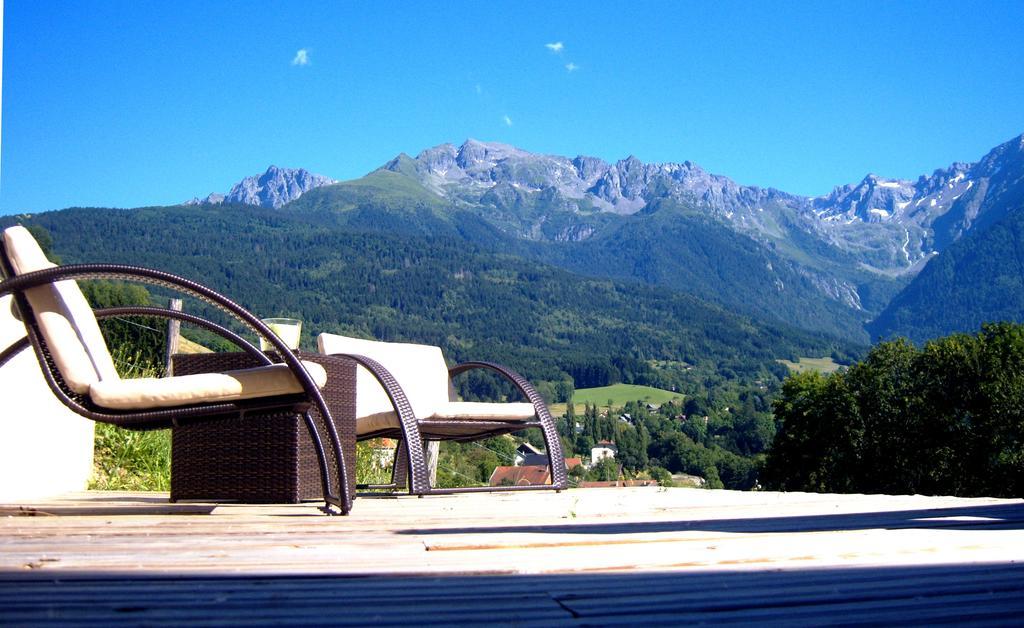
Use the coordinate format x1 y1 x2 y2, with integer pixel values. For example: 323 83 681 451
2 1 1023 214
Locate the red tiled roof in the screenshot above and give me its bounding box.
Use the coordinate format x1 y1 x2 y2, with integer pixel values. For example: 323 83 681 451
489 465 551 487
565 457 583 470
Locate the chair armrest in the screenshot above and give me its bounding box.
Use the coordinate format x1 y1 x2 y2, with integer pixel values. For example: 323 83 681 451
448 361 548 416
94 306 269 364
449 361 568 488
327 352 420 424
0 336 30 369
1 263 301 375
323 352 429 494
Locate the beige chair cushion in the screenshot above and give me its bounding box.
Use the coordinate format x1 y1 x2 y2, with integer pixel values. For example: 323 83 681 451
357 402 536 435
3 226 119 393
430 401 536 420
89 360 328 410
317 333 451 421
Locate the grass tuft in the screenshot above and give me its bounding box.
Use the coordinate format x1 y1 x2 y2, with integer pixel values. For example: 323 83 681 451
90 424 171 491
91 424 393 493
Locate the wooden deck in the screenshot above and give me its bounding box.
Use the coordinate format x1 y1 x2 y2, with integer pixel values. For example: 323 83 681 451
2 487 1024 624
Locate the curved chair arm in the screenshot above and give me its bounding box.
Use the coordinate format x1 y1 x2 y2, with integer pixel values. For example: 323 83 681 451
327 352 429 494
0 264 350 514
0 336 30 369
3 264 288 350
448 361 549 412
2 304 268 369
0 263 315 396
448 361 568 489
95 306 269 364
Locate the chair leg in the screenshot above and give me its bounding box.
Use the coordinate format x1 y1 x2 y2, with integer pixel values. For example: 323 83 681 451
391 439 410 490
298 408 350 515
537 412 569 490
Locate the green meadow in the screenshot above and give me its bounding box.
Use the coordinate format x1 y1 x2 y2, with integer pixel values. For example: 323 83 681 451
548 383 684 416
777 356 843 374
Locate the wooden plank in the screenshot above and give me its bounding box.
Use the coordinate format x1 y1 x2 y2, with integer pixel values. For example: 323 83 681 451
2 489 1023 579
3 565 1024 625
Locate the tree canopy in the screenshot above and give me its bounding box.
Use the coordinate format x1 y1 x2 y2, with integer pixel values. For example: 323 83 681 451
762 323 1024 497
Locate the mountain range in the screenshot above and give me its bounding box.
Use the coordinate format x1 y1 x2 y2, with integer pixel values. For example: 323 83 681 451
184 133 1024 343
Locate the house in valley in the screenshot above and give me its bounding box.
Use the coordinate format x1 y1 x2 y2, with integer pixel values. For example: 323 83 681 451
591 440 617 466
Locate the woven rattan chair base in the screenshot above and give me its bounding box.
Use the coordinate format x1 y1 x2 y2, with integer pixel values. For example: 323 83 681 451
170 352 357 504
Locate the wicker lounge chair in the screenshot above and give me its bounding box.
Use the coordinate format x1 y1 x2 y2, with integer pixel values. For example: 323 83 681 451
317 332 568 495
0 226 352 514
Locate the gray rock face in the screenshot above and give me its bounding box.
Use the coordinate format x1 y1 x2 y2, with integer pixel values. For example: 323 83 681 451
815 174 918 223
184 134 1022 292
186 166 336 209
381 135 1024 276
226 166 337 208
387 139 802 216
183 192 225 206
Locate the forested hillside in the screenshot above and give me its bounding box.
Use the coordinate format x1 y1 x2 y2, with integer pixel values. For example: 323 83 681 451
289 170 890 343
2 205 849 397
522 201 881 341
868 208 1024 343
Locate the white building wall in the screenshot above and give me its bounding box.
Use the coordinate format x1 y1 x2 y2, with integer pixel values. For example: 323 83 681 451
590 446 616 466
0 295 94 501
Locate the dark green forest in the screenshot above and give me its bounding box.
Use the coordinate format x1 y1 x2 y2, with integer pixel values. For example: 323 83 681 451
3 205 847 392
763 323 1024 497
869 207 1024 344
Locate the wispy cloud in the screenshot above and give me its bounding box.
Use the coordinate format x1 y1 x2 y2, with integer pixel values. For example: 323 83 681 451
565 62 580 72
545 41 564 53
503 115 513 127
291 49 310 66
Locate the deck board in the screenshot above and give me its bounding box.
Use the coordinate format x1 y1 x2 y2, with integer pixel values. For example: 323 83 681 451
2 488 1024 624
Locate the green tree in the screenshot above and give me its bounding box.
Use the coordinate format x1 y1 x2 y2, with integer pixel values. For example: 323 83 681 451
764 326 1024 497
649 466 674 487
845 338 919 493
587 457 619 482
761 370 859 492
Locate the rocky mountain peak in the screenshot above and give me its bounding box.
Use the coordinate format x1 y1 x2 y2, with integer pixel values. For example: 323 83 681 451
973 133 1024 177
183 192 226 207
185 166 336 209
616 155 644 169
818 172 925 224
571 155 609 181
413 144 458 172
392 140 753 215
455 139 530 169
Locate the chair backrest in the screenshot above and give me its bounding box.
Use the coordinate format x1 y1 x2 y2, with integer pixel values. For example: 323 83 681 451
317 333 451 419
1 226 119 393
